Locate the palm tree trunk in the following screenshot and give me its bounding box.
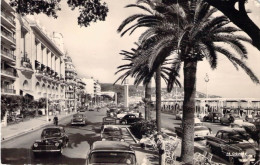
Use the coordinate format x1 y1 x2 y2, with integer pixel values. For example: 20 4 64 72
181 61 197 164
156 65 162 165
156 65 161 132
145 81 152 120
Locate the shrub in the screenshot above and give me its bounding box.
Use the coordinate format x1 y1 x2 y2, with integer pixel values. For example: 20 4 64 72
130 120 157 139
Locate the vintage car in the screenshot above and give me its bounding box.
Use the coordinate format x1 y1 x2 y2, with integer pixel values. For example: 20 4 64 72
175 111 183 120
71 113 87 125
203 112 222 123
101 125 124 141
87 141 137 165
205 128 255 164
220 113 240 125
107 108 118 117
120 114 142 124
231 120 256 131
116 111 128 119
32 126 69 156
175 118 212 139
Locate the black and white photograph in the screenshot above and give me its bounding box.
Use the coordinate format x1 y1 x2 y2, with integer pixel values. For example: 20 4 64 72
1 0 260 164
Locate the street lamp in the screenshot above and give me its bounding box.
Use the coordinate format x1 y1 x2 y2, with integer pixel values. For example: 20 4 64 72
204 73 209 113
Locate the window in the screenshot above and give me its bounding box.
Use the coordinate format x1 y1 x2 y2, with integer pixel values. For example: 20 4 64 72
216 132 222 138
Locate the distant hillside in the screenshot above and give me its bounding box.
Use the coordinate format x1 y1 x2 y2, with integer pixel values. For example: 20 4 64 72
100 83 220 103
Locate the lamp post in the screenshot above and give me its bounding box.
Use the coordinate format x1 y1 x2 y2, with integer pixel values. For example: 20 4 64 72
204 73 209 114
46 89 49 122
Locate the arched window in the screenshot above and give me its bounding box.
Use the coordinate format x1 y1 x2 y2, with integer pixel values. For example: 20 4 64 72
36 82 40 92
23 80 29 90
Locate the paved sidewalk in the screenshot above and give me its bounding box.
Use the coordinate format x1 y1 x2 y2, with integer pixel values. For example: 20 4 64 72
1 111 77 142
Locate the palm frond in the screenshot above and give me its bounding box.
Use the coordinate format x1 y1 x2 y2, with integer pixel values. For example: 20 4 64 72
125 4 153 14
215 46 259 84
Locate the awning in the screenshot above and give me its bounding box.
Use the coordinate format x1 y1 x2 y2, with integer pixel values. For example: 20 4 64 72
20 89 34 97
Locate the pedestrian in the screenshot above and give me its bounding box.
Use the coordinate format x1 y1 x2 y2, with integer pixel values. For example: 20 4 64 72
229 114 234 123
53 115 58 126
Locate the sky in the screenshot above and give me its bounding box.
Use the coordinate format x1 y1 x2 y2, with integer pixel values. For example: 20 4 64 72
34 0 260 98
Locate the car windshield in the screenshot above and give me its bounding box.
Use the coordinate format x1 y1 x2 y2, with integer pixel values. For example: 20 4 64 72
214 113 222 117
42 129 61 137
194 123 203 127
73 114 83 118
229 131 251 141
90 152 136 164
103 128 121 135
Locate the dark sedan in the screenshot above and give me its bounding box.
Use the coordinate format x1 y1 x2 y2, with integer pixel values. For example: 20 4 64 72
206 128 255 164
32 126 69 156
120 114 142 124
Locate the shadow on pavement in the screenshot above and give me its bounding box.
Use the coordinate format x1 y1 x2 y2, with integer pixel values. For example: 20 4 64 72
67 133 101 149
1 148 86 165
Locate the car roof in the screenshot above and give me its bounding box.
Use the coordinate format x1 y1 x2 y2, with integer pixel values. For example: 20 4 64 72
103 125 121 129
219 127 246 133
92 141 133 151
43 126 63 130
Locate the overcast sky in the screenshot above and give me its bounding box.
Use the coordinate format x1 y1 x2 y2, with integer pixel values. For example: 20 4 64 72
35 0 260 98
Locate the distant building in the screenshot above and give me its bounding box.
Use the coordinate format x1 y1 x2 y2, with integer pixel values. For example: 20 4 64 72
82 77 101 106
64 55 77 109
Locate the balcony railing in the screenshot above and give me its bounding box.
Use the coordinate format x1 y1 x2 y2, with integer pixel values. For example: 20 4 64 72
35 60 41 70
1 11 16 25
1 88 16 94
1 29 16 43
21 57 32 69
1 50 16 60
1 69 16 77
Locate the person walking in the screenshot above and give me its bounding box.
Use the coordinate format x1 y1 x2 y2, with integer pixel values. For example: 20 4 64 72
53 115 58 126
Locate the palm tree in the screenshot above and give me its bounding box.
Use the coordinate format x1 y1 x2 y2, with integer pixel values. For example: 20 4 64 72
114 46 178 122
118 0 259 164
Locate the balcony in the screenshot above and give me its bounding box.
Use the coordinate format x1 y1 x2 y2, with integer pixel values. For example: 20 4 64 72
1 28 16 44
35 60 41 70
1 50 16 62
66 74 74 79
65 67 75 73
1 88 16 95
1 11 16 26
20 57 33 74
35 69 44 79
1 69 17 79
41 64 46 72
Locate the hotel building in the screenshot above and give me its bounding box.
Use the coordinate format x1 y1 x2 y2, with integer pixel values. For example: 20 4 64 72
1 0 17 95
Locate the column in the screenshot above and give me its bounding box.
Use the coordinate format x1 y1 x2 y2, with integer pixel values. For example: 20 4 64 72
43 46 47 66
36 42 42 62
124 79 129 109
47 51 51 68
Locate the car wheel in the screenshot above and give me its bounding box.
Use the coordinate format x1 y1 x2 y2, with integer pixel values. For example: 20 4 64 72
122 121 126 124
203 117 206 122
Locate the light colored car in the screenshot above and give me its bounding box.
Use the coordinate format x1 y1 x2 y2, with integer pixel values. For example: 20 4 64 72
175 111 183 120
87 141 137 165
101 125 124 141
71 114 87 125
175 118 211 139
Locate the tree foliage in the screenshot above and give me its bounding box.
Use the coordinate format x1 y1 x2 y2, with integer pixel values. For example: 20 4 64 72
9 0 109 27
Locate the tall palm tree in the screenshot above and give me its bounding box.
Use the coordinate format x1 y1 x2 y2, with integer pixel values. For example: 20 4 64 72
114 46 179 122
118 0 259 164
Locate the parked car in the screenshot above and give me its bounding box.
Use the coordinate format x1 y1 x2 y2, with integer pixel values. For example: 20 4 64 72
175 118 211 139
205 128 255 164
87 141 137 165
230 120 256 131
32 126 69 156
175 111 183 120
71 113 87 125
220 113 240 125
116 111 128 119
107 108 118 117
203 112 222 123
120 114 142 124
101 125 124 141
